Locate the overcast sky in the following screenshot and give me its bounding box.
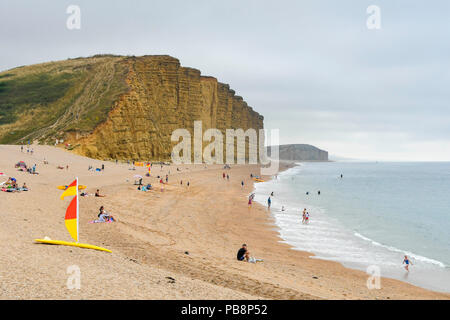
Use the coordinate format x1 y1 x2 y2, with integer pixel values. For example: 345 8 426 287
1 0 449 161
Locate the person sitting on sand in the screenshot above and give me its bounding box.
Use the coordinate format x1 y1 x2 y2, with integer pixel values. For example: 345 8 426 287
95 189 105 197
97 206 116 222
22 183 29 191
237 244 250 262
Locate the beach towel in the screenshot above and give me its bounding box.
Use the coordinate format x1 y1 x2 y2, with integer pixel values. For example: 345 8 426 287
248 257 263 263
89 220 113 224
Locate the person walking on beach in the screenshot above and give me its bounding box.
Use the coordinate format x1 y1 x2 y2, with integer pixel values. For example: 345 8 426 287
241 181 244 188
248 194 254 208
403 255 413 272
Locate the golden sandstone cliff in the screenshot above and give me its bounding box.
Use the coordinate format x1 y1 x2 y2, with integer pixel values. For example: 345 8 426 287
0 55 264 161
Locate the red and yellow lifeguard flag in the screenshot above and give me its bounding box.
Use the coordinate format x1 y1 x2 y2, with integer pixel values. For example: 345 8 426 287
60 179 78 242
65 196 78 242
60 179 77 200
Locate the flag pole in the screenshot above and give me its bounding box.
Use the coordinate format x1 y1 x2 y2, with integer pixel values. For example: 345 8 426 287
76 176 79 243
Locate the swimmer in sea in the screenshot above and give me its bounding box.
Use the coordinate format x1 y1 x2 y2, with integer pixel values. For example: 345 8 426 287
403 255 413 272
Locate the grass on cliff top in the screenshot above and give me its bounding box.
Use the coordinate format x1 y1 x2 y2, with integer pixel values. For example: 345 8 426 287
0 56 129 144
0 72 75 126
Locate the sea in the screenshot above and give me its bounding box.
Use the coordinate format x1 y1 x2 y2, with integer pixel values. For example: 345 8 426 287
253 161 450 293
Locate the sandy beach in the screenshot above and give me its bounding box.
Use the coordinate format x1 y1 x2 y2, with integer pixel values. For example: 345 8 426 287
0 144 448 300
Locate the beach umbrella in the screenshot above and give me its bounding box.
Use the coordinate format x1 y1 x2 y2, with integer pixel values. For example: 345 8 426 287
15 161 27 168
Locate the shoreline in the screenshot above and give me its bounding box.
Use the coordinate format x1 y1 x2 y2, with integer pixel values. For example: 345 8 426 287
0 145 449 299
254 162 450 294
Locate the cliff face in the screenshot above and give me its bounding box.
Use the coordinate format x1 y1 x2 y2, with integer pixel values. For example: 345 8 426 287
0 55 264 161
74 56 263 160
267 144 328 161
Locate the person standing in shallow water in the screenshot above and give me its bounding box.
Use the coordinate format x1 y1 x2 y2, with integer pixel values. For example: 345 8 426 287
267 197 271 209
403 255 413 272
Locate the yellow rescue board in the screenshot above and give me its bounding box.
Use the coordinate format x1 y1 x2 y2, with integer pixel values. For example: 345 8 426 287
57 185 86 190
253 178 265 182
34 239 112 253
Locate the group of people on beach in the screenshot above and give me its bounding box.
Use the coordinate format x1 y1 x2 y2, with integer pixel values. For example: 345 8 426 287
1 177 29 193
302 208 310 224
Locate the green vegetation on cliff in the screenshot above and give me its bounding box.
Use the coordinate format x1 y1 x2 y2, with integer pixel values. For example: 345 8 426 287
0 55 129 144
